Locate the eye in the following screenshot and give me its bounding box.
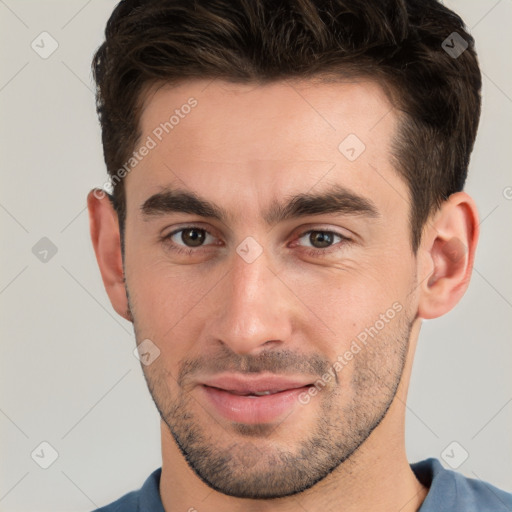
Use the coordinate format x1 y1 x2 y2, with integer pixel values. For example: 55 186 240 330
164 226 218 251
160 226 350 258
294 229 349 255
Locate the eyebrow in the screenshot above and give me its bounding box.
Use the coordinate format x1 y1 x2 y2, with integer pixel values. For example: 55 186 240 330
140 183 379 226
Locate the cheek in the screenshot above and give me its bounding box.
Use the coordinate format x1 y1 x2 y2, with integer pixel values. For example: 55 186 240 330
125 255 222 341
284 257 410 313
127 267 172 327
278 256 413 353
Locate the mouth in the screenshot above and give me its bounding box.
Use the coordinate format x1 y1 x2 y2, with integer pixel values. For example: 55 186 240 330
201 373 314 394
199 374 315 424
203 385 309 396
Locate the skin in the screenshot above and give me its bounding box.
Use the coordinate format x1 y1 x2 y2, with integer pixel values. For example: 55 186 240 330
88 78 479 512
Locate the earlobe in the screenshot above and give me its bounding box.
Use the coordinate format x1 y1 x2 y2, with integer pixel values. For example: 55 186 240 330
417 192 479 320
87 189 132 323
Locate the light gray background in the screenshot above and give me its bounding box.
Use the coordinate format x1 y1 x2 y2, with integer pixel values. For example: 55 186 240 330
1 1 511 511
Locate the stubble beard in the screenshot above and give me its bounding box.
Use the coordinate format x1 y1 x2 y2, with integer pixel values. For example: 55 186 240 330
132 315 413 499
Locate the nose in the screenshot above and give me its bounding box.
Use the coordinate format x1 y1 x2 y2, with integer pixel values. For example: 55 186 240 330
207 245 294 355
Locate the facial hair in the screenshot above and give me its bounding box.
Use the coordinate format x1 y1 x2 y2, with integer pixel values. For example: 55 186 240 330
129 290 413 499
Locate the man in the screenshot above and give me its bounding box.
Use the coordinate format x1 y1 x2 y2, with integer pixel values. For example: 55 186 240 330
87 0 512 510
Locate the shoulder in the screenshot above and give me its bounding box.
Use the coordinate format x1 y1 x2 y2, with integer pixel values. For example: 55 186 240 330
411 458 512 512
93 490 138 512
91 467 163 512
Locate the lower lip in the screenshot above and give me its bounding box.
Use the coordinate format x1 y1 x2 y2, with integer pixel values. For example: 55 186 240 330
201 385 312 424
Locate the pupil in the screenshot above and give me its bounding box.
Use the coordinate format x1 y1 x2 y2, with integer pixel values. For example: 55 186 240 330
311 232 332 248
183 228 205 247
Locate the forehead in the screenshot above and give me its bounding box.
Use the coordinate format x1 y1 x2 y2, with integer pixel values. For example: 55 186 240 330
139 77 396 156
126 78 407 222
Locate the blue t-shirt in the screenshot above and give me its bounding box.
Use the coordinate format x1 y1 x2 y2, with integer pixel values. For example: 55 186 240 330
93 458 512 511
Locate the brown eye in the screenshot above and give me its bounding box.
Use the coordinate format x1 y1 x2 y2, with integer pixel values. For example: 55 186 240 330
293 229 350 256
308 231 335 248
180 228 206 247
298 230 342 249
164 227 217 250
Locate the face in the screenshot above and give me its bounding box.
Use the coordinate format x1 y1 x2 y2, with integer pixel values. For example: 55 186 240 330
122 79 420 498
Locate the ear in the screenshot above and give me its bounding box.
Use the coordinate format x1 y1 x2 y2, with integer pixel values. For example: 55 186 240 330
87 189 132 323
417 191 479 319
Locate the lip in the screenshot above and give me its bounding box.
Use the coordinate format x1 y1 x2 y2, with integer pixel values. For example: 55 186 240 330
199 373 314 424
201 373 313 394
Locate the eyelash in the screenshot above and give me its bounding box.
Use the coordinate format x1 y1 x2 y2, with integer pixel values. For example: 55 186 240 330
161 226 350 257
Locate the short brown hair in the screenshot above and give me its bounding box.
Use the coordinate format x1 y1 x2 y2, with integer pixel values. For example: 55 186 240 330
92 0 481 252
